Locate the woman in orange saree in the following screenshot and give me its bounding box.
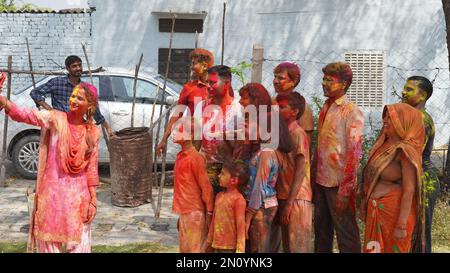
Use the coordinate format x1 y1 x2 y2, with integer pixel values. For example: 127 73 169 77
360 103 425 253
0 82 100 253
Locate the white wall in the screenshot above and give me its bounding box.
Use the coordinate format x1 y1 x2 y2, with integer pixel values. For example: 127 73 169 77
89 0 449 146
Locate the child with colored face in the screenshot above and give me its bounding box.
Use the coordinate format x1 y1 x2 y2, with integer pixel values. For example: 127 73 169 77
156 48 214 156
171 117 214 253
272 62 314 149
270 92 313 253
205 161 247 253
238 83 293 253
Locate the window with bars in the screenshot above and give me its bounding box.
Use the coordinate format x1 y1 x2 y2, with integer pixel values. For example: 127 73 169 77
158 48 193 84
344 51 385 108
159 18 204 33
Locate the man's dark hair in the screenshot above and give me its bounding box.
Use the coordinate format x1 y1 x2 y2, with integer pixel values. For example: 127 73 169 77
322 62 353 92
65 55 82 68
276 92 306 120
222 159 249 187
407 76 433 100
208 65 232 81
274 62 301 88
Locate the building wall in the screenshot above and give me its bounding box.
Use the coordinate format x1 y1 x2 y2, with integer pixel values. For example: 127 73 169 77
0 1 448 146
88 0 450 146
0 12 93 91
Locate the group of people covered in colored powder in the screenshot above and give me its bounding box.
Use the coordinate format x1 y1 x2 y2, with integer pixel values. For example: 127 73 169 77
155 48 440 254
0 46 439 253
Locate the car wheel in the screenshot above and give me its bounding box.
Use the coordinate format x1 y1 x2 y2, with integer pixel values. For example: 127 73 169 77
12 134 40 180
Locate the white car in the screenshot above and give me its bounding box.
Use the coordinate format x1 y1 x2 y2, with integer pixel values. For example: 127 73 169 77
2 67 182 179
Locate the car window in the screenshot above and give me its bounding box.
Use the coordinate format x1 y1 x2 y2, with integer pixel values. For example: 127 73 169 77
110 76 167 104
80 76 100 90
156 75 183 94
81 75 123 102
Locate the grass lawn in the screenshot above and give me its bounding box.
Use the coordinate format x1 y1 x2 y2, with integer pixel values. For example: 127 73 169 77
0 242 179 253
1 194 449 253
430 197 450 252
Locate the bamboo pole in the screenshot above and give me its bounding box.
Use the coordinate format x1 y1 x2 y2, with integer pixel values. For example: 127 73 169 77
221 2 226 65
151 13 176 230
153 14 176 162
131 53 144 128
149 102 178 131
25 38 38 207
26 38 36 89
0 67 105 76
81 43 94 85
81 43 110 150
148 84 160 205
0 56 13 187
149 85 161 128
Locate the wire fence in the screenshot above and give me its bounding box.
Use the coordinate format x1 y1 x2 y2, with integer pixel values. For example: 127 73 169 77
0 42 180 181
1 45 449 179
224 48 450 175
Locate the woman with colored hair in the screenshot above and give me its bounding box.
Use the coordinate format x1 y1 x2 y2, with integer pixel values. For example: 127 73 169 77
0 81 101 253
239 83 293 253
361 103 425 253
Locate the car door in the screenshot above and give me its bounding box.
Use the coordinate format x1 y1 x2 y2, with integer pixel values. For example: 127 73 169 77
105 75 163 131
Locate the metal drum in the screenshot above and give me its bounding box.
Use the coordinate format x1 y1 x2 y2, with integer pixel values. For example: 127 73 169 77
110 127 153 207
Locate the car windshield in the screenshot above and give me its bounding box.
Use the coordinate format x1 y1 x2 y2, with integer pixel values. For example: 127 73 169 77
156 76 183 94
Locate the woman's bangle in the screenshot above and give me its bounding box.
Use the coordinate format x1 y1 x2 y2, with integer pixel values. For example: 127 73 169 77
89 201 97 208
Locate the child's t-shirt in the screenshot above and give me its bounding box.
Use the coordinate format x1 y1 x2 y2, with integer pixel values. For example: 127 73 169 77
276 121 312 201
245 148 279 210
207 190 246 253
172 147 214 215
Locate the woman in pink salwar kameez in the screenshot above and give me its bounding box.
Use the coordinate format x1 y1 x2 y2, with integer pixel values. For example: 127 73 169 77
0 82 100 253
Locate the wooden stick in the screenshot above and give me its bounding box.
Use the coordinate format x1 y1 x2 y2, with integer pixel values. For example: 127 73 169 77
149 85 161 128
26 38 40 110
221 2 226 65
154 14 176 154
0 56 13 187
81 43 110 150
26 38 36 89
149 83 160 196
81 43 94 85
131 53 144 128
0 67 105 76
149 102 177 131
153 13 176 222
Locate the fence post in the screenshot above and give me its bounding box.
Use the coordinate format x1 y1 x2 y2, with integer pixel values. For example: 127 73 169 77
0 56 12 187
251 44 264 83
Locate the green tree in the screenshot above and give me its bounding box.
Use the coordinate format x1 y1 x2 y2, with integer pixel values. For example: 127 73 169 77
0 0 50 12
0 0 16 11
